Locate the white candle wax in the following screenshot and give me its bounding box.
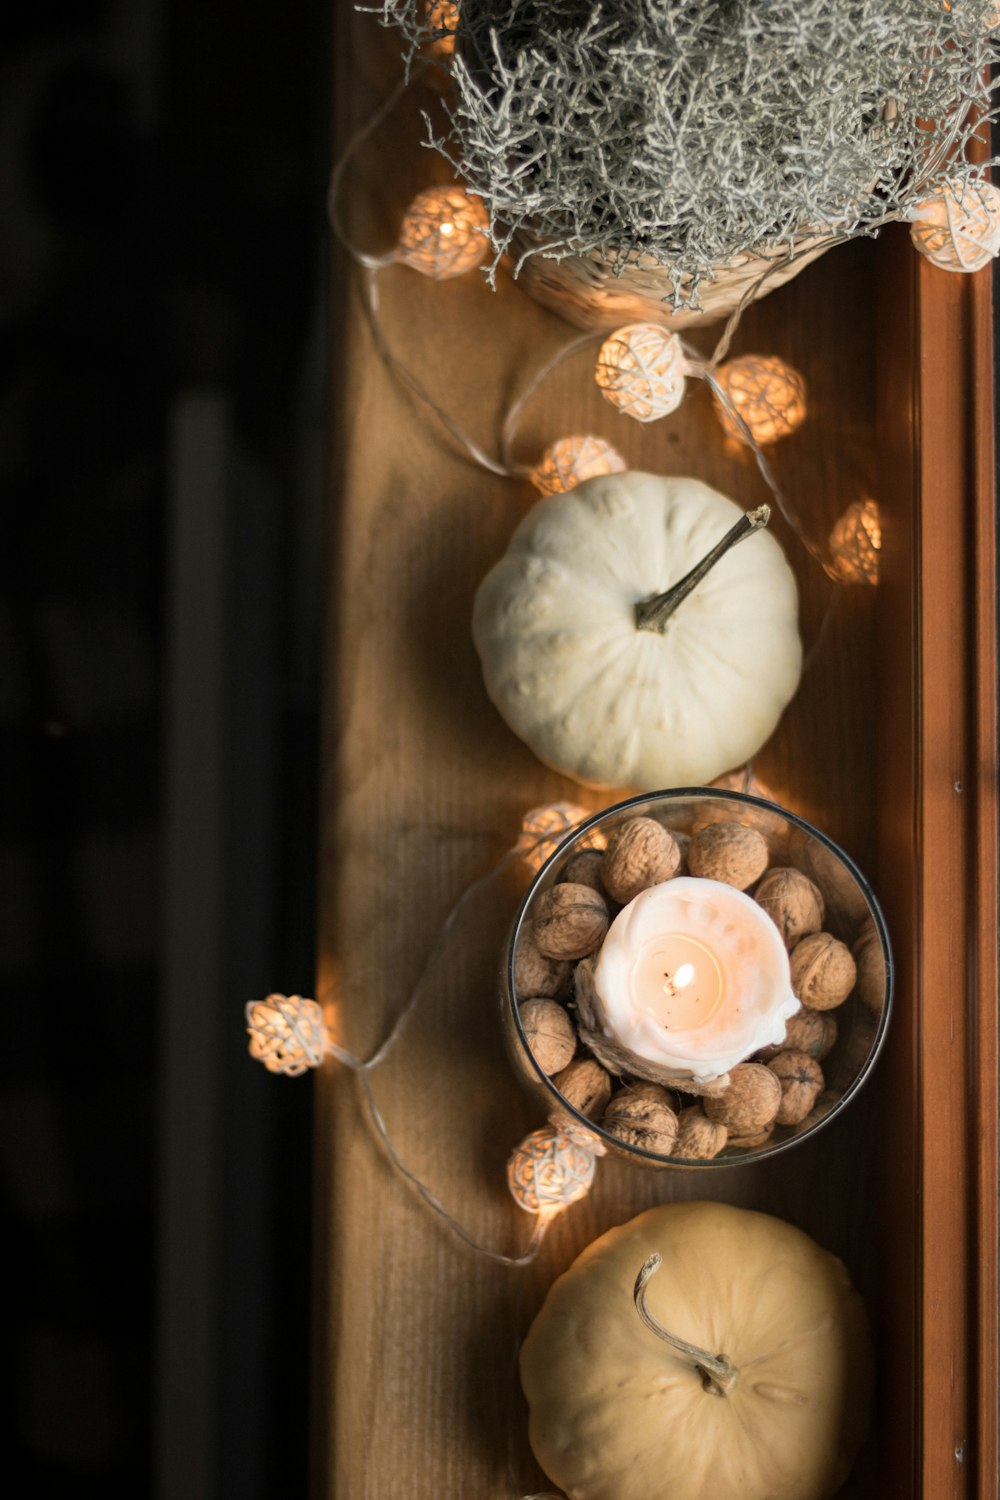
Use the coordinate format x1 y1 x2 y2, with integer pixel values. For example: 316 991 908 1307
592 876 799 1083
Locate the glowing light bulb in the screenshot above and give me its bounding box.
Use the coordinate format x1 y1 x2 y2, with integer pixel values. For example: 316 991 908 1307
531 434 627 496
397 185 489 280
827 498 882 585
517 802 606 872
245 994 327 1076
595 323 689 422
425 0 459 60
507 1125 598 1214
712 355 807 446
908 177 1000 273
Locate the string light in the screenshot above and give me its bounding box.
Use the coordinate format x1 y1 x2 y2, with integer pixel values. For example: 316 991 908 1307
710 768 780 804
397 185 489 280
595 323 689 422
712 354 807 445
517 802 606 873
531 434 627 496
507 1126 599 1215
424 0 459 61
827 498 882 585
907 177 1000 273
245 994 327 1076
942 1 1000 34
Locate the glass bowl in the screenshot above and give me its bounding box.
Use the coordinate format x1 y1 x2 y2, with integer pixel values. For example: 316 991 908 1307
500 788 893 1170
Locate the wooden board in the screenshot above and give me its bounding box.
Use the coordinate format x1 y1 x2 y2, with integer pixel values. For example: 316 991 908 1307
314 15 998 1497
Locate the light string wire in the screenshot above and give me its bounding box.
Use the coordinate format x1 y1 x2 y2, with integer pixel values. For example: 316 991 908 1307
320 56 870 1259
314 831 589 1267
327 68 861 589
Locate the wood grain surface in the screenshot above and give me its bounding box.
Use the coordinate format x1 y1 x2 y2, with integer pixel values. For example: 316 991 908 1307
314 14 997 1497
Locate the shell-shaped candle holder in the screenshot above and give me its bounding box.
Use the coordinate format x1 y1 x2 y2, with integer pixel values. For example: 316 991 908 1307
500 789 892 1171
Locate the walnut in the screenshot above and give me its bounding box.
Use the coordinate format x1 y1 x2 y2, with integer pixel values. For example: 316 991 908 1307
790 932 856 1011
532 882 609 959
704 1062 781 1134
800 1088 841 1132
559 847 606 893
834 1011 879 1088
853 924 886 1014
519 998 577 1075
674 1105 728 1160
601 817 680 904
514 930 572 999
728 1119 776 1149
671 829 691 874
603 1082 679 1154
767 1049 825 1125
754 867 824 949
758 1007 837 1063
692 776 787 839
688 821 769 890
553 1057 612 1119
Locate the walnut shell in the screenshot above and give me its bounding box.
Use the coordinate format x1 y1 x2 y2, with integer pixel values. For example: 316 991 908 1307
767 1049 825 1125
553 1057 612 1119
704 1063 781 1134
601 817 681 905
692 774 787 839
790 932 857 1011
674 1105 728 1160
688 822 769 890
728 1118 777 1149
800 1088 841 1132
758 1007 837 1063
853 924 886 1014
532 882 609 960
559 847 606 893
519 998 577 1075
514 931 572 999
755 867 825 949
603 1082 679 1154
834 1011 879 1088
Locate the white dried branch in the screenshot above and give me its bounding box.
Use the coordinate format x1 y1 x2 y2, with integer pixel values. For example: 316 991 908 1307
371 1 1000 306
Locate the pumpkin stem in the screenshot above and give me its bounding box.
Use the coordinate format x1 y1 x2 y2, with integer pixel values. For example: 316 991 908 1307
633 1253 739 1397
634 505 771 634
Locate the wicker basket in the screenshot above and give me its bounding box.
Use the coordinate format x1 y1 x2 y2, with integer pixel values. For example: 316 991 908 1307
508 229 833 333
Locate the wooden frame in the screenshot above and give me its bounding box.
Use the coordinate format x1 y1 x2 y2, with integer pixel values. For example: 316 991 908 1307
315 17 998 1496
877 235 998 1497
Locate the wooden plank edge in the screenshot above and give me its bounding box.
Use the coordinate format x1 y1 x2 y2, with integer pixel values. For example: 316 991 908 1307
968 259 998 1500
913 253 997 1496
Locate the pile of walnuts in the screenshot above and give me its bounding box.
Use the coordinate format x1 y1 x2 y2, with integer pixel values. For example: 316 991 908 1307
515 812 883 1161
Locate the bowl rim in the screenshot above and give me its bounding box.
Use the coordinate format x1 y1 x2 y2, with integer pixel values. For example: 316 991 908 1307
505 785 894 1169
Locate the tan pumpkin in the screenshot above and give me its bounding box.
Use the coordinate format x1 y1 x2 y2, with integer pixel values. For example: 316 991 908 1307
472 473 802 791
520 1201 873 1500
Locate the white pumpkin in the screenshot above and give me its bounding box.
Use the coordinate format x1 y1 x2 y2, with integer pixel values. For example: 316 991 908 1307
472 472 802 790
521 1202 873 1500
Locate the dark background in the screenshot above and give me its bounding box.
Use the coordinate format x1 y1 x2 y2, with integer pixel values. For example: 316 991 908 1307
2 0 329 1492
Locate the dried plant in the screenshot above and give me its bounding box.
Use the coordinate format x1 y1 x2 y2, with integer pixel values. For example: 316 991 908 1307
371 0 1000 307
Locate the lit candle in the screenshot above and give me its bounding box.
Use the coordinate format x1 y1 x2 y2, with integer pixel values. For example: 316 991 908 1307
592 877 799 1083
